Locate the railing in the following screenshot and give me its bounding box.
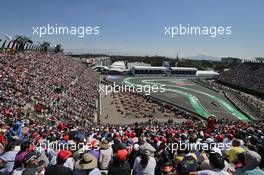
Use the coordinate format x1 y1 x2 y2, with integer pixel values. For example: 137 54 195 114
196 79 263 120
0 39 58 53
224 91 255 120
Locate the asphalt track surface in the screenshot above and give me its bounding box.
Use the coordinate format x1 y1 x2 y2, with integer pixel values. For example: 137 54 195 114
120 77 251 121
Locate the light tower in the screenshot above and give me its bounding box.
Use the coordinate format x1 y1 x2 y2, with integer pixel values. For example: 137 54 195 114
175 52 179 67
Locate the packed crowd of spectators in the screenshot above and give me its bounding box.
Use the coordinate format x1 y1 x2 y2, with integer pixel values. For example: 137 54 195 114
225 91 264 119
1 116 264 175
1 52 264 175
217 62 264 95
0 52 99 127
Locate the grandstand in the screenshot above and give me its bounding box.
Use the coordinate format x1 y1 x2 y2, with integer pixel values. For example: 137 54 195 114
217 62 264 97
94 60 220 78
196 70 219 77
131 66 197 76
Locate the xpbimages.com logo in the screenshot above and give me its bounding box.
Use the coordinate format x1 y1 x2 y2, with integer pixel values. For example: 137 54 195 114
32 24 100 37
98 82 165 95
164 24 232 38
164 142 232 153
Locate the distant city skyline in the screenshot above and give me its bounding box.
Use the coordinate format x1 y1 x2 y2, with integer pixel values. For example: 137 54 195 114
1 0 264 59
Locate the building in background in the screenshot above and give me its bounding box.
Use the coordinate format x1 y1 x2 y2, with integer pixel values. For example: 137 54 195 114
127 62 151 69
221 57 242 64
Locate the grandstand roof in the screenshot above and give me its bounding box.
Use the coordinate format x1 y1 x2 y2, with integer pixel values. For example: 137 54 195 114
196 70 219 76
132 66 197 71
111 61 126 69
108 67 129 72
171 67 198 71
127 62 151 69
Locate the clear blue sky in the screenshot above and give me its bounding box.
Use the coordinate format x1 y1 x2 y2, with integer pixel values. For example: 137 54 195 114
1 0 263 58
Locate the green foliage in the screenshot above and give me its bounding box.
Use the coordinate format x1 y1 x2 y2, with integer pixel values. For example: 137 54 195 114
41 41 50 52
55 44 62 53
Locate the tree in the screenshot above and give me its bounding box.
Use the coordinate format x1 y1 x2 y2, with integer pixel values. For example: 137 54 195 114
54 44 62 53
41 41 50 53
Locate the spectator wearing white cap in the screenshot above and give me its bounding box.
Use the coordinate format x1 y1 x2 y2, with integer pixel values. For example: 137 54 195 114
129 144 140 168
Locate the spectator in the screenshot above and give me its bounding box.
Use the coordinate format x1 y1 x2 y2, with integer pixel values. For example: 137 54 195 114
190 152 231 175
176 161 192 175
13 142 32 170
226 139 245 164
13 151 45 175
129 144 140 168
133 149 156 175
45 150 73 175
108 149 131 175
74 152 101 175
234 150 264 175
99 140 113 170
0 142 18 174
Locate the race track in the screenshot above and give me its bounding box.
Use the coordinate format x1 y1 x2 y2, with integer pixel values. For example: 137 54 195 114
121 77 251 121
